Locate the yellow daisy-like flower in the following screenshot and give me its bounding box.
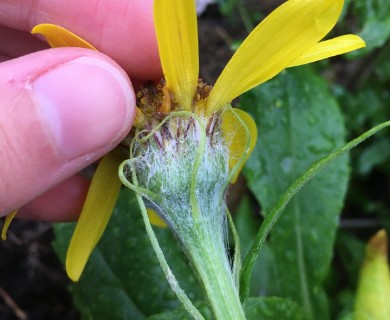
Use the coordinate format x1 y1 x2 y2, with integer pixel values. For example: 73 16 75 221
12 0 364 282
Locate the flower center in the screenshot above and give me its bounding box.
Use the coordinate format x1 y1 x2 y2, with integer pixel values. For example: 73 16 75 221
136 78 213 116
120 79 217 153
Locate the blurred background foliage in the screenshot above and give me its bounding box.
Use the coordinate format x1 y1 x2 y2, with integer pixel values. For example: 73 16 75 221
1 0 390 319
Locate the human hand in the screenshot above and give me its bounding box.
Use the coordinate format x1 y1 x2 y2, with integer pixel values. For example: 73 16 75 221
0 0 161 221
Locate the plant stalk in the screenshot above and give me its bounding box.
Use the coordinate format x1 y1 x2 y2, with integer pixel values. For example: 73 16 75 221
182 221 246 320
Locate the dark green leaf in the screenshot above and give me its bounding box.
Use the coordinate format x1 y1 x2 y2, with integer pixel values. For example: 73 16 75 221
244 297 307 320
54 222 146 320
346 0 390 57
234 197 276 296
335 232 365 288
241 67 349 319
53 188 203 319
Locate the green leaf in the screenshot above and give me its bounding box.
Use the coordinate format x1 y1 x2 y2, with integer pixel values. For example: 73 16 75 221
239 118 390 308
234 197 276 297
243 297 307 320
148 297 306 320
349 0 390 56
326 233 365 318
336 233 365 286
53 188 203 319
54 222 146 320
336 68 390 177
240 67 349 319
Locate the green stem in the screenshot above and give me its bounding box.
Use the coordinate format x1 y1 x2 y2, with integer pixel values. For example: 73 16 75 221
185 225 246 320
239 120 390 301
135 193 205 320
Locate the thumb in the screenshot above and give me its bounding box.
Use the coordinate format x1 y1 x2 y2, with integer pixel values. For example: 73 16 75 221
0 48 135 216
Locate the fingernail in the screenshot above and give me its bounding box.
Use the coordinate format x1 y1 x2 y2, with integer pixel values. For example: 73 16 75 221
32 56 134 160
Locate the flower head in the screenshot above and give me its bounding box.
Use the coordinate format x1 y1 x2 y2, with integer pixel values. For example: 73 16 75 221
153 0 364 115
27 0 364 281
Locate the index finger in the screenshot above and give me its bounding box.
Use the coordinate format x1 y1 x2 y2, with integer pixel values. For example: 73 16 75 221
0 0 161 79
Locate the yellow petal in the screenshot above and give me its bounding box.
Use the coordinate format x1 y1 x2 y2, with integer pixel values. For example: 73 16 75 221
288 35 366 67
147 208 167 228
32 24 96 50
133 107 146 127
222 108 257 183
154 0 199 111
1 210 18 240
66 150 124 281
207 0 344 113
354 230 390 319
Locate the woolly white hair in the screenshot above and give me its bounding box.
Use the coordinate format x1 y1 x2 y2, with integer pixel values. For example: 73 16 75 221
123 114 230 242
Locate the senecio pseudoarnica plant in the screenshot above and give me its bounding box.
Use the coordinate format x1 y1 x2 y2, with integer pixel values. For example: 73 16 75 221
2 0 365 318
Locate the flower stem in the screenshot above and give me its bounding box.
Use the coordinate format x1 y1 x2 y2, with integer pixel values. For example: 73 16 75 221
239 120 390 301
183 221 246 320
135 193 206 320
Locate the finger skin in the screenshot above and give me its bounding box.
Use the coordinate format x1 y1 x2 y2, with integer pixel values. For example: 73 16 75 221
17 175 90 221
0 25 49 60
0 48 134 217
0 25 156 92
0 0 161 221
0 0 161 79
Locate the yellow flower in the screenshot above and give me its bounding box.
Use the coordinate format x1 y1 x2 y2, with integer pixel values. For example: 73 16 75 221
354 230 390 319
17 0 364 281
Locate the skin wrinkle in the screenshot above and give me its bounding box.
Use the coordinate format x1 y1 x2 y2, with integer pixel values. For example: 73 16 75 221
0 0 39 31
4 49 91 85
0 0 161 78
26 0 43 30
0 1 20 29
2 48 124 88
83 0 159 77
89 0 107 54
